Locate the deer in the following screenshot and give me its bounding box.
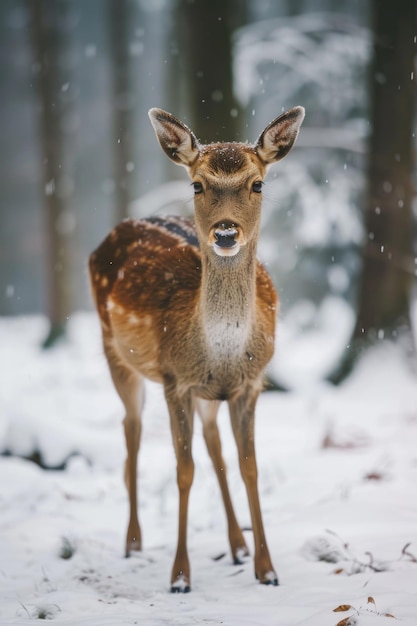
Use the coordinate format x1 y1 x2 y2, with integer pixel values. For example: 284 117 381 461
89 105 304 592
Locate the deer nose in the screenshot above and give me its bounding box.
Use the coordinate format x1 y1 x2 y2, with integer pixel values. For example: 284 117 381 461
214 225 238 248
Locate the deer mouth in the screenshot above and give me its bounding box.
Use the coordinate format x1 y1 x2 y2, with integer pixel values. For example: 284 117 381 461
210 223 244 257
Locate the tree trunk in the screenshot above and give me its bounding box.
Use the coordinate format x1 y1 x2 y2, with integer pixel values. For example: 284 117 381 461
179 0 247 143
109 0 134 223
331 0 417 381
28 0 76 347
355 0 416 338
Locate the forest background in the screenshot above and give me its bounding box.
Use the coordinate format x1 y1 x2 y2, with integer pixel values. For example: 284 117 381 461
1 3 417 622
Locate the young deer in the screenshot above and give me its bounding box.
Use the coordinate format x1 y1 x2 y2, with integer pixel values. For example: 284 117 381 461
89 106 304 592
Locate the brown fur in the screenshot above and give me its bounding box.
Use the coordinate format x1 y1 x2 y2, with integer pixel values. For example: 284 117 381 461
89 106 304 592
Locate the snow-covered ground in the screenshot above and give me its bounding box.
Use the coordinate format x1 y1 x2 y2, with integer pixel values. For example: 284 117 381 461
1 313 417 625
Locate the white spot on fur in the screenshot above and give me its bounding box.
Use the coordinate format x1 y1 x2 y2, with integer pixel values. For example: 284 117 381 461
128 314 140 324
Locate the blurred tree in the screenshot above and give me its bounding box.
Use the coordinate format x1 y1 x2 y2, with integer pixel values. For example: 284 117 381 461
332 0 417 380
179 0 247 143
109 0 134 223
28 0 76 347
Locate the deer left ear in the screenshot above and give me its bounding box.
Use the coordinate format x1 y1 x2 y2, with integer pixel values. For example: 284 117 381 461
255 106 305 166
148 108 200 168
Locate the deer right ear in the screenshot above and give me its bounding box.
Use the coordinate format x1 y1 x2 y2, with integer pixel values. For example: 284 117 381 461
148 108 200 168
256 106 305 166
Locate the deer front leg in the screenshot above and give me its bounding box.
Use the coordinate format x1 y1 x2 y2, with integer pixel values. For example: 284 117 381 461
165 385 195 592
228 389 278 586
196 398 249 564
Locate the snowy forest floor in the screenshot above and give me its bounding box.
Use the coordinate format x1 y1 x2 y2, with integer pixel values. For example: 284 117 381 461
1 313 417 625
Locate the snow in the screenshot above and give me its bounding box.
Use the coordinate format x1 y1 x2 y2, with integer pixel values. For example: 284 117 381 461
234 13 369 121
1 313 417 625
271 296 355 388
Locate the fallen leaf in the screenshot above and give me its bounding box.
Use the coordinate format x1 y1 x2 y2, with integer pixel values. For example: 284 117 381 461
333 605 352 612
336 616 357 626
364 471 386 481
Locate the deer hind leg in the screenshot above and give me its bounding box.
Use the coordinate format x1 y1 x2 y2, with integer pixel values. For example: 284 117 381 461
103 337 144 556
195 398 249 564
164 384 194 592
228 389 278 586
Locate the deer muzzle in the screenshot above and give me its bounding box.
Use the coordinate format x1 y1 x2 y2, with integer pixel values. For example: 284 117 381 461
210 223 244 257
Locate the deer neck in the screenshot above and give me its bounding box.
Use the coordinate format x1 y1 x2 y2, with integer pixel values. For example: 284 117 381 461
199 242 257 359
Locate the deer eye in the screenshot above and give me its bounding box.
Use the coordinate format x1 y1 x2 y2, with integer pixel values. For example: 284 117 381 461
192 182 203 194
252 181 263 193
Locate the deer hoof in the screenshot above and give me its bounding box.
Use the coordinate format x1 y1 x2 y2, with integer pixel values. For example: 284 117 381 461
170 574 191 593
125 537 142 557
259 570 279 586
233 546 250 565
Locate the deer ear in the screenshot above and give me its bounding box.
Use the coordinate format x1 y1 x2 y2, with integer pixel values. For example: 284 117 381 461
255 106 305 166
148 108 200 168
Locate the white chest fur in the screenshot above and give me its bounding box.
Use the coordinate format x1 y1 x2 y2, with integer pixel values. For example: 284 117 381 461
203 312 252 360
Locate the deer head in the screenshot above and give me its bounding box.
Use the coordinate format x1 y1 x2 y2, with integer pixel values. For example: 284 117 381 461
148 107 305 260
